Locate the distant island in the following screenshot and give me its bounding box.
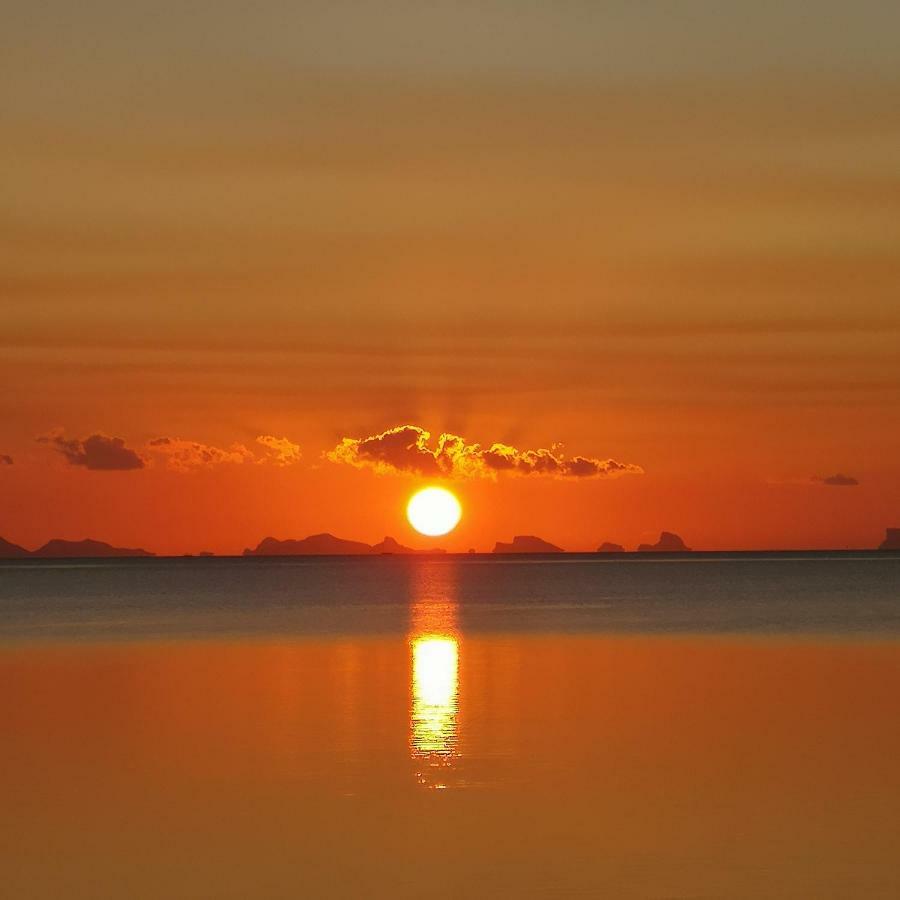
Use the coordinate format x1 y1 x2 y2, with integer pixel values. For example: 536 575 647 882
637 531 691 552
0 537 155 558
2 527 898 558
243 533 446 556
0 536 31 558
493 535 564 553
370 536 446 555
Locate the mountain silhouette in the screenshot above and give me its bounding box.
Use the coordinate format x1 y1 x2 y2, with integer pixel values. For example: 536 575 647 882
0 536 31 558
244 533 374 555
243 533 443 556
879 528 900 550
597 541 625 553
33 539 155 558
637 531 691 552
493 535 564 553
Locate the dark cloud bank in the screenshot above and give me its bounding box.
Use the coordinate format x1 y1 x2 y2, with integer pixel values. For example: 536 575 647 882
38 432 145 470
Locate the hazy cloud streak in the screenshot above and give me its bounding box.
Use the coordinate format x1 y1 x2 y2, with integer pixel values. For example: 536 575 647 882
813 473 860 486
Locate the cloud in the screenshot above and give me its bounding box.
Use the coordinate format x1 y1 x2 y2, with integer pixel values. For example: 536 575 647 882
327 425 643 480
328 426 445 476
38 432 145 470
0 454 12 465
256 434 302 466
147 435 301 470
148 437 254 472
813 473 859 486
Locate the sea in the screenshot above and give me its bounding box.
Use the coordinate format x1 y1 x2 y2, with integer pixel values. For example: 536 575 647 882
2 552 899 898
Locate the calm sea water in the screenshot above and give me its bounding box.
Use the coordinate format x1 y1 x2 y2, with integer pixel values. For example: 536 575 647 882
2 554 900 898
1 552 899 641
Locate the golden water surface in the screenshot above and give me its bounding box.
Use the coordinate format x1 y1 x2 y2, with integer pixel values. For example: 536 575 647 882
2 595 900 897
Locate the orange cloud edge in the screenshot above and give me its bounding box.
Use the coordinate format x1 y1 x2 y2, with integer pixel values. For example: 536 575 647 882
326 424 643 480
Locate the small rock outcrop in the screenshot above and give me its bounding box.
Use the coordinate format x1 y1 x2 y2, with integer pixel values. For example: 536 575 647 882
879 528 900 550
636 531 691 552
597 542 625 553
492 535 564 554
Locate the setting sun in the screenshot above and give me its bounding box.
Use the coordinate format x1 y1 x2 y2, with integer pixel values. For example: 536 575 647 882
406 487 462 537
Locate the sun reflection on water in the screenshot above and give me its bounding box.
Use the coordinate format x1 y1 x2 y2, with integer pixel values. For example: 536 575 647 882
412 636 459 756
409 566 460 788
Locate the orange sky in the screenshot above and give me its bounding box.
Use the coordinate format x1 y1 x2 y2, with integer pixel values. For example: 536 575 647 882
1 2 899 553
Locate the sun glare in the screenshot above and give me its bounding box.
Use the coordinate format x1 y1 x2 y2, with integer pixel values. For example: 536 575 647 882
412 637 459 756
406 486 462 537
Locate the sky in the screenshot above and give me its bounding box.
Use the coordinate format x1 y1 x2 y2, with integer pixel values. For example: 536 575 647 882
2 1 899 553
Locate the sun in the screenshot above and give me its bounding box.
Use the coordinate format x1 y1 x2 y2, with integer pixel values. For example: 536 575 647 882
407 486 462 537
